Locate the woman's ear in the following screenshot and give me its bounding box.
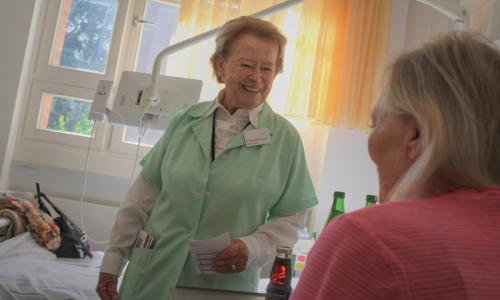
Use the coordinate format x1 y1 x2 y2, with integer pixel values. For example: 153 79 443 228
407 118 422 161
214 55 225 81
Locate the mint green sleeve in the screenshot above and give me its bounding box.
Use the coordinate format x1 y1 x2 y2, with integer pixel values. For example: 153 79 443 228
139 112 184 190
269 136 319 218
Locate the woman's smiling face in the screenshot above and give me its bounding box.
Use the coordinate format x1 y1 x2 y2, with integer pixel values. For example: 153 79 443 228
216 33 278 113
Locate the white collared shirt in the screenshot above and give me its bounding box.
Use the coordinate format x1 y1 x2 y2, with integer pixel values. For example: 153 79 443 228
205 90 264 158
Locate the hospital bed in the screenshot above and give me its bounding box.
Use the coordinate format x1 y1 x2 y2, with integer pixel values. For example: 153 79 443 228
0 233 301 300
0 232 104 300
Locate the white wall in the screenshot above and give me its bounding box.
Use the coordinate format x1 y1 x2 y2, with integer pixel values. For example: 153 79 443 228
10 161 129 207
312 128 379 233
0 0 37 189
404 0 454 50
49 196 119 251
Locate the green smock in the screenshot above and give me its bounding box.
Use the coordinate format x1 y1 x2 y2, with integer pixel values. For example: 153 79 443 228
119 100 318 299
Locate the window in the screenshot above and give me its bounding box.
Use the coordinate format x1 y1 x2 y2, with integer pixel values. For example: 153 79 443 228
124 0 181 146
37 93 94 137
50 0 118 74
36 0 119 140
134 1 180 74
15 0 129 176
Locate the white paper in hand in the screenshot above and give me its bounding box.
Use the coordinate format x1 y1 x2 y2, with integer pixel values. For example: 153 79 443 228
188 232 231 275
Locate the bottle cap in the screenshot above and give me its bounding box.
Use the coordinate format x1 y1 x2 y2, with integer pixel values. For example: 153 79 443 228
276 246 293 256
334 191 345 198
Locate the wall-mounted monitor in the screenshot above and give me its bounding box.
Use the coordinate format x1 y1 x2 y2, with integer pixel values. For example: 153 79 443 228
92 71 202 131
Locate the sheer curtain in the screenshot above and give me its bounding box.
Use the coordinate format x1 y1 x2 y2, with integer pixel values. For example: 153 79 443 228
166 0 391 126
285 0 391 130
164 0 392 230
164 0 285 101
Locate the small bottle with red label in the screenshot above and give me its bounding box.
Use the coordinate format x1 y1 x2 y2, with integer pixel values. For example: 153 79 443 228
265 246 293 300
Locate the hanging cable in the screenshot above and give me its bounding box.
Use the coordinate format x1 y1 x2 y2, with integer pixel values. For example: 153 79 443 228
79 119 109 244
79 106 151 244
128 105 150 189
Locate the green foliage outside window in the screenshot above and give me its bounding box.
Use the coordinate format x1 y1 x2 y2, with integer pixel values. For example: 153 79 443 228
47 96 94 136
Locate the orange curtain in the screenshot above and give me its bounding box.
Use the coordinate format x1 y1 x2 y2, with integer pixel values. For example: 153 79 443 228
285 0 392 129
168 0 392 130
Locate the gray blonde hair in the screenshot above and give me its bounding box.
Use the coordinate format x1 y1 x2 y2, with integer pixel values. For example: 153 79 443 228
385 32 500 200
210 16 287 83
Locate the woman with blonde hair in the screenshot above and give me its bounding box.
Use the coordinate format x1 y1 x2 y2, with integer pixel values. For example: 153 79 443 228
291 32 500 299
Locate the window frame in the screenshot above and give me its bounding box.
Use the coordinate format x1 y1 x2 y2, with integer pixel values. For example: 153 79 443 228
34 0 127 85
22 79 107 148
13 0 137 178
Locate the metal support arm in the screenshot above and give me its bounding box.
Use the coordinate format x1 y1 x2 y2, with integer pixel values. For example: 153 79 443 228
147 0 305 106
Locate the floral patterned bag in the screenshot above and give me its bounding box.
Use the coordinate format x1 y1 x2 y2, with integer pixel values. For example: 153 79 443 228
0 193 61 251
35 183 92 258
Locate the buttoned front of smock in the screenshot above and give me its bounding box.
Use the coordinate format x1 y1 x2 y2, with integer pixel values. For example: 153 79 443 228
118 100 317 300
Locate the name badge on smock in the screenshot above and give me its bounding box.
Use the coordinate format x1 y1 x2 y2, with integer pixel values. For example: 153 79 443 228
243 128 271 147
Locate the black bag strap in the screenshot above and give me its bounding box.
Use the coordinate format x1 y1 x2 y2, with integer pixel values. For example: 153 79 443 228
35 182 73 225
36 182 51 217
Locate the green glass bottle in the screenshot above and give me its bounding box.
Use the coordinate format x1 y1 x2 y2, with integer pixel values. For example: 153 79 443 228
365 194 378 207
324 191 345 227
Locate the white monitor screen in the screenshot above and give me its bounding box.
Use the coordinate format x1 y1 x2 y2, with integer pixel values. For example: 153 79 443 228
108 71 202 130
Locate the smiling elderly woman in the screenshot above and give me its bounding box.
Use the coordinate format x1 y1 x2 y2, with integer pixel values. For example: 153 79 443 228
96 16 318 300
291 32 500 300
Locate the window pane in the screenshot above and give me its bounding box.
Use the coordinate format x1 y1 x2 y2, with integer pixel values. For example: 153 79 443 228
38 93 94 137
125 0 181 145
50 0 118 74
135 0 180 73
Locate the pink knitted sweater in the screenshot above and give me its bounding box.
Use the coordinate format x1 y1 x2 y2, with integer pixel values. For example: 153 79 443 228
291 189 500 300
